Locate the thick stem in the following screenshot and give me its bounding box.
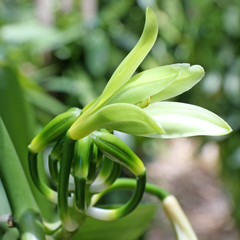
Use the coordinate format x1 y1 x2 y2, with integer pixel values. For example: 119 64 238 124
0 118 45 239
28 149 58 203
58 133 78 232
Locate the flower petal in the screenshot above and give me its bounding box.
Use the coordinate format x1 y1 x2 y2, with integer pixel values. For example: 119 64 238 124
68 103 164 140
95 8 158 108
151 64 205 102
105 65 179 105
143 102 232 138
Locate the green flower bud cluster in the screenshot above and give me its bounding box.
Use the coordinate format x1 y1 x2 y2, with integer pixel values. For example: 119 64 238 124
28 109 147 231
27 7 232 239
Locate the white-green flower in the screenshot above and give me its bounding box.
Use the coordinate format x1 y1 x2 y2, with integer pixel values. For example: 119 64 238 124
68 8 231 140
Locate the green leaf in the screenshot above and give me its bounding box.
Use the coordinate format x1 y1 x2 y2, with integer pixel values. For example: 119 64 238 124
0 62 55 221
68 103 164 140
73 204 157 240
143 102 232 138
105 65 179 105
0 117 39 218
95 8 158 108
0 63 35 165
0 181 11 215
151 64 205 102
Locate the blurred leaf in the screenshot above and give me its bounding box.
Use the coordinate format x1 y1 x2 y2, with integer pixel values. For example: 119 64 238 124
1 21 58 45
1 21 85 53
25 88 67 116
200 71 221 96
223 73 240 105
84 29 110 77
223 5 240 37
100 0 134 23
0 62 34 164
43 71 97 106
0 62 55 221
18 71 68 117
73 204 157 240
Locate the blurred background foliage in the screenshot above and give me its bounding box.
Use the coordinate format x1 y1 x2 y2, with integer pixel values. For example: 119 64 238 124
0 0 240 238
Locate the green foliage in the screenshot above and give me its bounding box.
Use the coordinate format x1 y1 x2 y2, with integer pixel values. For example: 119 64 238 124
0 62 34 166
0 117 45 239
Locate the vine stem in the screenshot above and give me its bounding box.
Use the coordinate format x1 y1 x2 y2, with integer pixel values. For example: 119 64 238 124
0 117 45 239
90 178 170 206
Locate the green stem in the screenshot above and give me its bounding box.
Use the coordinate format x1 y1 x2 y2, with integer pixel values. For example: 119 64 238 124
74 177 86 211
28 149 58 203
86 171 146 220
91 178 170 205
48 139 64 186
58 133 78 232
87 143 99 183
48 155 59 186
0 117 45 239
90 160 121 193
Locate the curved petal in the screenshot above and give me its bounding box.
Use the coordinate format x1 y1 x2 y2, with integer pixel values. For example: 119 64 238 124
68 103 164 140
143 102 232 138
105 65 179 105
95 8 158 108
151 64 205 102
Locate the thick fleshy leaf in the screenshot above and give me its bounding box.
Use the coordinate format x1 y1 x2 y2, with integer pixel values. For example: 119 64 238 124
68 103 164 140
95 8 158 108
151 64 205 102
104 65 179 105
143 102 232 138
0 63 54 220
0 118 45 240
